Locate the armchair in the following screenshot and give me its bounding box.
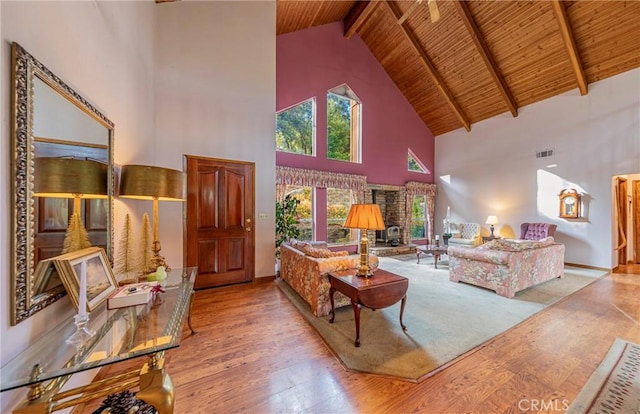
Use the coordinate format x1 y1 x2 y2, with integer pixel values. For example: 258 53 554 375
448 223 482 247
520 222 557 240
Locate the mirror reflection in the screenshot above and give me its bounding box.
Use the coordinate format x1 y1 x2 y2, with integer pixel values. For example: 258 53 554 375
11 43 114 325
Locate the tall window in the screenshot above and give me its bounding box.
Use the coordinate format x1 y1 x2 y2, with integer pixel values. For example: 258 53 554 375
327 85 361 162
327 188 356 244
276 98 315 156
285 185 313 241
411 195 427 239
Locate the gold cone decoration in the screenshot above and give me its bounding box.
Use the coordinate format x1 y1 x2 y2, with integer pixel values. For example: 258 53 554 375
62 212 91 254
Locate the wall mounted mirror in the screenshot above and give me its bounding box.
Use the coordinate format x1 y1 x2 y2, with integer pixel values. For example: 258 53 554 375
10 43 114 325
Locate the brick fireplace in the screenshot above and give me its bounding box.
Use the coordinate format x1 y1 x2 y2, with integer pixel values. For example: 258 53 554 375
366 184 408 246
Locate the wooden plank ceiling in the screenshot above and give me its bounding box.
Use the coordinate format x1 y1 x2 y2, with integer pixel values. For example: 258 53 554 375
277 0 640 136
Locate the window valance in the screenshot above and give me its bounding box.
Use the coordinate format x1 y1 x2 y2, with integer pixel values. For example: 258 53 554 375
276 166 367 191
405 181 437 197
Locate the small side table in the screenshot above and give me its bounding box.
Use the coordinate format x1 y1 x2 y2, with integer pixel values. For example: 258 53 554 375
328 269 408 347
416 245 449 268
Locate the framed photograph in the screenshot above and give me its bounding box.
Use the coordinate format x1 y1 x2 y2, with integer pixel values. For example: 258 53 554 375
54 247 118 312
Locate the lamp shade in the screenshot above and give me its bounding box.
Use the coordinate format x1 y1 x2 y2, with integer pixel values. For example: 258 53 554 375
33 158 108 199
343 204 386 230
485 215 499 225
119 164 186 201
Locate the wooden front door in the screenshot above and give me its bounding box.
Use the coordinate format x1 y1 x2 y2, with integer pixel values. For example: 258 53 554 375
185 156 255 289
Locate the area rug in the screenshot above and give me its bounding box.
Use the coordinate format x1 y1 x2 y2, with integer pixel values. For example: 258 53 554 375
567 338 640 413
276 254 606 382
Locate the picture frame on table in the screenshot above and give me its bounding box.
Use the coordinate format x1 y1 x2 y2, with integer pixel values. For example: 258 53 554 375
54 247 118 312
32 257 64 296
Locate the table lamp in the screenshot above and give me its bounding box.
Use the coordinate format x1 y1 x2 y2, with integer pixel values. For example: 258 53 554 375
343 204 386 277
33 158 108 252
485 215 498 237
119 164 186 271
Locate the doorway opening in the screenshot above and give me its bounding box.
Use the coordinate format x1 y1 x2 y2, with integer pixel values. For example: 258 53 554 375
613 173 640 274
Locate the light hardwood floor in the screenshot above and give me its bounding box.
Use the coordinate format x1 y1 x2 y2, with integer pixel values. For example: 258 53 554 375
80 269 640 414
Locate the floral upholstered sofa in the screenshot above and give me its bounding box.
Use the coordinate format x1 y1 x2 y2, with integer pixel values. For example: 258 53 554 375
279 240 379 317
448 237 564 298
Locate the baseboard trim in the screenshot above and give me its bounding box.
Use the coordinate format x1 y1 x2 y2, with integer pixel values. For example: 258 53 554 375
254 275 276 284
565 262 611 272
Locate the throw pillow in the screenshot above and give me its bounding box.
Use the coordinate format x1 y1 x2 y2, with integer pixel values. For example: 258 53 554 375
302 245 349 258
294 241 312 251
491 237 555 252
330 250 349 257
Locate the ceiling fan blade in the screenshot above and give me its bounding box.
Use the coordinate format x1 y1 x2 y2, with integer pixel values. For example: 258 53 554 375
428 0 440 23
398 0 422 25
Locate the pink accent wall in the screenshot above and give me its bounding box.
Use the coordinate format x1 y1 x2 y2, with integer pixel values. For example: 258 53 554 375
276 22 435 186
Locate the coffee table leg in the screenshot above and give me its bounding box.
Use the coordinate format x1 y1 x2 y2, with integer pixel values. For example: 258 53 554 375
329 287 336 323
352 301 361 347
434 253 439 268
416 248 421 264
399 295 407 331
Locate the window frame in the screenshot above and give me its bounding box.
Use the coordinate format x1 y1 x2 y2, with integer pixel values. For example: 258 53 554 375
410 194 428 241
326 85 361 164
284 185 314 241
276 98 316 157
326 187 357 245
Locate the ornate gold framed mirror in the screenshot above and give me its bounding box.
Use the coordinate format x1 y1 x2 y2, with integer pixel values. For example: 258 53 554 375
10 42 114 325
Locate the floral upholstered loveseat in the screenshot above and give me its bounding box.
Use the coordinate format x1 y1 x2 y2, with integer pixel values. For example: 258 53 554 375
448 237 564 298
279 241 379 317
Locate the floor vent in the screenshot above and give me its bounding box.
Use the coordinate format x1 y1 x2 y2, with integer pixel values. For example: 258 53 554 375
536 149 554 159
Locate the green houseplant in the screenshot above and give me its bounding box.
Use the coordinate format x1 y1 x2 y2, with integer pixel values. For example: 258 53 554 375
275 194 301 260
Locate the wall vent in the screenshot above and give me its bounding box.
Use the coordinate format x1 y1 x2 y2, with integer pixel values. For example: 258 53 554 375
536 149 554 159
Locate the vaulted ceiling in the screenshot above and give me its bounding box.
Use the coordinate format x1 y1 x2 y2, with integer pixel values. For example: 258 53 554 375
277 1 640 136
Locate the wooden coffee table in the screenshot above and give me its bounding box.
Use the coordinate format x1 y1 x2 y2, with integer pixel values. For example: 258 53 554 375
416 244 449 268
328 269 408 347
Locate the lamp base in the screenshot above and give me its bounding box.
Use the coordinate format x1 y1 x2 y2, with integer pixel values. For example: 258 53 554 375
355 265 374 278
356 233 374 277
490 225 495 237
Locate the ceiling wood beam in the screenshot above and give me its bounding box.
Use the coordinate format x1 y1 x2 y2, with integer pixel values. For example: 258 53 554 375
452 0 518 118
551 0 588 96
383 0 471 132
344 1 380 39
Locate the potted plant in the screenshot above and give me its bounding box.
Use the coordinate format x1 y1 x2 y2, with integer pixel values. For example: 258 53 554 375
275 195 301 274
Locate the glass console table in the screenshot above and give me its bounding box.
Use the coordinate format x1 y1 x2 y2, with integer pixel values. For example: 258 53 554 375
1 267 197 414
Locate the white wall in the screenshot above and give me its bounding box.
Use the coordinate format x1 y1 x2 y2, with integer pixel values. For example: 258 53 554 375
1 1 156 411
155 1 276 278
435 69 640 269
